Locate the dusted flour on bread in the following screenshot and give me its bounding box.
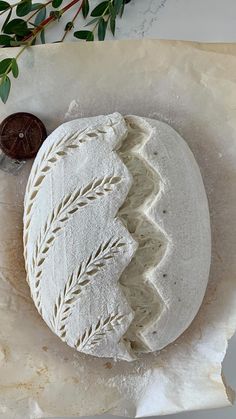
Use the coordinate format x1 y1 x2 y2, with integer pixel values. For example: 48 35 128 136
24 113 211 361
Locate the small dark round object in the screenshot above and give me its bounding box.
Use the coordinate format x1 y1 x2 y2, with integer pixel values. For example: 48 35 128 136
0 112 47 160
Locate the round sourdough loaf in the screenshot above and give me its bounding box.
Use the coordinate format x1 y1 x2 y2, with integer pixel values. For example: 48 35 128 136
24 113 211 361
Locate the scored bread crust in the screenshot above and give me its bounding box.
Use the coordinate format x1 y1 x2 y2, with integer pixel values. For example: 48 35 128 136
24 113 211 361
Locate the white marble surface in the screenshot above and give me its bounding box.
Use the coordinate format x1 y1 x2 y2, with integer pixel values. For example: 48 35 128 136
113 0 236 42
1 1 236 418
42 0 236 43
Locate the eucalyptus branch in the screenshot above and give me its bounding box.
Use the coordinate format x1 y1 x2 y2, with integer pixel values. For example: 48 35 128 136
0 0 132 103
60 0 84 42
91 1 110 34
22 0 81 41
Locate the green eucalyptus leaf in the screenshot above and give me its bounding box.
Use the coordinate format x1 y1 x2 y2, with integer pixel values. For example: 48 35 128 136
110 16 115 36
114 0 123 14
11 58 19 78
0 58 12 75
65 21 73 31
52 0 63 8
0 1 9 11
98 17 107 41
0 75 11 103
86 31 94 41
2 8 12 31
91 1 109 17
14 33 32 41
40 28 46 43
119 1 125 17
0 34 12 46
30 2 43 11
74 30 92 40
84 17 99 27
82 0 89 18
16 0 32 17
4 18 30 36
109 2 115 18
120 0 131 17
50 10 62 20
34 6 46 25
10 40 27 46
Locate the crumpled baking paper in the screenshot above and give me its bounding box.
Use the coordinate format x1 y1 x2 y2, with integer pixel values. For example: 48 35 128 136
0 39 236 418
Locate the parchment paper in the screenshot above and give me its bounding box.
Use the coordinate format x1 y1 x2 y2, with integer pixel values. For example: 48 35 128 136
0 39 236 418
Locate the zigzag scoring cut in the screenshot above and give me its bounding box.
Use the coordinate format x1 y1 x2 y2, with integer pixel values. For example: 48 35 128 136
118 117 168 354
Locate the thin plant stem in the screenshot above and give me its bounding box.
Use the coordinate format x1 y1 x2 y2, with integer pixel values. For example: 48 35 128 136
22 0 81 41
60 0 84 42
